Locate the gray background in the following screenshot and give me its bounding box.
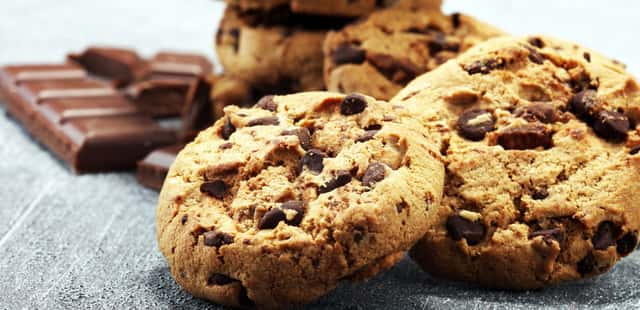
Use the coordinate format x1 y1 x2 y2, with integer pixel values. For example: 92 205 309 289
0 1 639 309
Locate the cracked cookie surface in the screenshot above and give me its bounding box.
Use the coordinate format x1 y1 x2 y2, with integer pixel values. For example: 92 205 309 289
393 36 640 289
157 92 444 308
323 0 503 100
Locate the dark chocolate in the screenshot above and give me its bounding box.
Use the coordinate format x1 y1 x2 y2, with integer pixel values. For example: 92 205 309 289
136 144 184 190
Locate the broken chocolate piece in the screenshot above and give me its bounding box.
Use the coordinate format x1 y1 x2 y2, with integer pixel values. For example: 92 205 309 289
362 162 386 188
592 110 629 142
332 44 366 65
446 214 485 245
528 227 564 244
221 118 236 140
356 130 379 143
136 144 184 190
256 95 278 112
68 46 141 85
569 89 598 122
258 208 287 230
616 233 638 256
281 200 305 226
463 58 504 75
200 180 228 199
203 230 234 247
247 116 280 126
318 170 353 194
299 149 325 173
514 103 557 124
340 93 367 115
457 109 495 141
497 124 553 150
592 221 620 250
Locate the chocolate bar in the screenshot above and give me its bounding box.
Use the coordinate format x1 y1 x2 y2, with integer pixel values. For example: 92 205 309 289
136 144 183 190
125 51 214 118
68 46 143 86
0 63 176 173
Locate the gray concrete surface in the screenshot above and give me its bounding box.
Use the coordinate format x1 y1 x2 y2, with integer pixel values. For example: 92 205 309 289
1 0 639 309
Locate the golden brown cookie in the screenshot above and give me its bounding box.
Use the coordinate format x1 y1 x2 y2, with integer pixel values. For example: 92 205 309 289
225 0 405 17
323 0 503 100
392 35 640 289
157 92 444 308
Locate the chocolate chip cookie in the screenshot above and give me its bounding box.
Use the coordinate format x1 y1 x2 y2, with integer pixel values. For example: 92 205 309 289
393 36 640 289
225 0 404 17
157 92 444 308
216 6 351 94
323 0 503 100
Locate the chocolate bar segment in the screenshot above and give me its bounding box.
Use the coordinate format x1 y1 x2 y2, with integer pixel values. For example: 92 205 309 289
68 47 143 86
0 64 176 173
137 144 184 190
180 77 215 142
147 52 213 79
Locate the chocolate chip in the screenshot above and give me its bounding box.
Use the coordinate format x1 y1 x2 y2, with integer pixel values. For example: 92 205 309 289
631 146 640 155
527 47 545 64
364 124 382 130
592 110 629 142
396 201 408 213
593 221 619 250
577 252 596 275
247 116 280 126
181 214 188 225
446 215 485 245
362 162 386 188
219 142 233 150
528 228 564 244
463 58 504 75
616 233 638 256
340 93 367 115
203 230 234 247
207 274 234 286
583 52 591 62
528 37 545 48
256 95 278 112
318 170 352 194
239 286 254 307
569 90 598 122
200 180 228 199
229 28 240 53
531 188 549 200
456 109 495 141
367 54 419 84
332 44 366 65
428 33 460 56
514 103 557 124
281 200 305 226
258 208 286 230
356 130 379 143
221 118 236 140
451 13 461 28
497 124 553 150
296 128 312 150
299 149 325 173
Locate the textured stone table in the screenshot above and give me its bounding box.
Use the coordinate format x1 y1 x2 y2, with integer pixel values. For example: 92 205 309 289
1 0 639 309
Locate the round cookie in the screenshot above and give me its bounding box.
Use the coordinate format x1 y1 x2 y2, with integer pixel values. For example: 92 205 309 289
216 6 350 94
157 92 444 308
225 0 408 17
392 35 640 289
323 0 503 100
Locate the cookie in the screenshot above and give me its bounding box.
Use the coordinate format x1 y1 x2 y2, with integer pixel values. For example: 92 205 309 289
156 91 444 308
392 35 640 289
225 0 406 17
216 6 350 94
323 0 503 100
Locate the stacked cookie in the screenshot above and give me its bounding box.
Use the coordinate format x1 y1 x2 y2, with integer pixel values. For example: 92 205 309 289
157 1 640 309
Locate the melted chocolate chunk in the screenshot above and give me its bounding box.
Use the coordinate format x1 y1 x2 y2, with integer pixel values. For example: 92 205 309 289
200 180 228 199
332 44 366 65
340 93 367 115
181 214 188 225
497 124 553 150
528 227 564 244
299 149 325 173
258 208 286 230
281 200 305 226
514 103 557 124
221 118 236 140
592 110 629 142
528 37 545 48
428 33 460 56
203 230 234 247
318 170 352 194
362 162 386 188
463 58 505 75
451 13 461 28
446 215 485 245
577 252 596 275
592 221 620 250
207 274 234 286
531 188 549 200
526 47 545 64
569 90 598 122
247 116 280 126
255 95 277 112
356 130 379 143
616 233 638 256
457 109 495 141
